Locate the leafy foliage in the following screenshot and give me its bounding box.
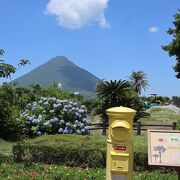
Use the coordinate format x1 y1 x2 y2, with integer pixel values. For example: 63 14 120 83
0 49 30 79
162 10 180 78
0 84 28 141
95 79 149 121
96 80 132 118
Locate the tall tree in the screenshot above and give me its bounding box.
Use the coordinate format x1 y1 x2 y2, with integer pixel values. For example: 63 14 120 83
129 71 149 96
0 49 30 78
162 10 180 78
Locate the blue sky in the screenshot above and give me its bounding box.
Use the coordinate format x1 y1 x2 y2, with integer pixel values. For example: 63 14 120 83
0 0 179 97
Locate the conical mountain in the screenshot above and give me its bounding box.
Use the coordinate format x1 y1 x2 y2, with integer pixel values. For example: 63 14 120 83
12 56 99 97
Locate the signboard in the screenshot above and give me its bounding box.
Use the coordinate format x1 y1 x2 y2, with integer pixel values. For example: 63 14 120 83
148 129 180 167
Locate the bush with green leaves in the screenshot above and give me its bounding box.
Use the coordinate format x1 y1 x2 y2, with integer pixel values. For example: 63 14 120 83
13 135 106 168
20 97 90 136
0 83 28 141
13 134 148 170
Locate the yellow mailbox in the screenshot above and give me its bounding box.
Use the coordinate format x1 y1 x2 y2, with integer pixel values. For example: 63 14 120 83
106 106 136 180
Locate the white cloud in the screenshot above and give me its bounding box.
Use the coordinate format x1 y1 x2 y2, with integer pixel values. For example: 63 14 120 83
149 26 159 33
46 0 109 29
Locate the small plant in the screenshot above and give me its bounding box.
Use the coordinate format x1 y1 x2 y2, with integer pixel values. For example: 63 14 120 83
20 97 90 136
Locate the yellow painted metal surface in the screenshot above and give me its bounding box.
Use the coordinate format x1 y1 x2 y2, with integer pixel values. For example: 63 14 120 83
106 106 136 180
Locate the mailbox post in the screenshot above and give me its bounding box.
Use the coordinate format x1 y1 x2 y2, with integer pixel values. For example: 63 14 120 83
106 106 136 180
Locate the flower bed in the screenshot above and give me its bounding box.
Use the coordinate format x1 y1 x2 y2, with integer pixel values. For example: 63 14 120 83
20 97 90 136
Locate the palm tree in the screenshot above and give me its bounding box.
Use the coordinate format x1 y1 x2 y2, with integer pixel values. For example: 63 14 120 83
153 154 159 163
96 79 131 118
17 59 30 69
154 146 166 163
96 79 131 106
129 71 149 96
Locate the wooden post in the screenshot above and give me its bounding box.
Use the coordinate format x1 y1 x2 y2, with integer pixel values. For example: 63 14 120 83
172 122 177 130
137 120 141 135
102 118 106 135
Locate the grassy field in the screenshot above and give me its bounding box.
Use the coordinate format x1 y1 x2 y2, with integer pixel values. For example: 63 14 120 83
141 106 180 123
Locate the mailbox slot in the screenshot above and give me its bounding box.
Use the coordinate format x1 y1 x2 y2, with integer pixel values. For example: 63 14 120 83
110 121 130 141
110 152 129 173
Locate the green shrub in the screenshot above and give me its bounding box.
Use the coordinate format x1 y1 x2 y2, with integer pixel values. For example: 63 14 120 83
0 84 28 141
13 135 148 170
13 135 106 168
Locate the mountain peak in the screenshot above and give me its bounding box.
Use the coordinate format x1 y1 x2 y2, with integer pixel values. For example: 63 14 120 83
12 56 99 97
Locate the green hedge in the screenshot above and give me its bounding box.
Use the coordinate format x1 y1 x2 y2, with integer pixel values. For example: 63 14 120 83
13 135 148 170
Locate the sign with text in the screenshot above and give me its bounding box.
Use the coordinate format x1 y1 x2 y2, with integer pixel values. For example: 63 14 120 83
148 129 180 167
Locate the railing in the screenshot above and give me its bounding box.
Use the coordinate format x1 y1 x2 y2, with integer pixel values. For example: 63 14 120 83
88 120 177 135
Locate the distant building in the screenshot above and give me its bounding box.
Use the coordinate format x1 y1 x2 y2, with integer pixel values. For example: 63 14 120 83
58 82 62 89
74 91 80 95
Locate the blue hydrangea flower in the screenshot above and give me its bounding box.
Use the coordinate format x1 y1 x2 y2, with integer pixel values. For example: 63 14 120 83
50 118 59 124
63 129 68 134
38 114 43 119
67 129 73 134
75 120 79 124
53 104 61 109
84 126 89 131
81 129 85 133
49 110 54 113
73 102 78 106
44 101 49 105
82 118 87 123
76 130 81 134
28 117 33 121
32 119 39 125
80 123 84 128
58 128 63 134
36 131 42 136
60 119 65 124
63 108 68 112
66 122 71 127
44 121 50 126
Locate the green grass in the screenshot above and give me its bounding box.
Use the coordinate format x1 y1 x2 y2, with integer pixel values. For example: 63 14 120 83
0 163 177 180
134 135 147 148
141 106 180 123
0 139 13 162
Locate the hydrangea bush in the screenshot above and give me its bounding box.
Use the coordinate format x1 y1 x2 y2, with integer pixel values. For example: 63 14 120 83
20 97 90 136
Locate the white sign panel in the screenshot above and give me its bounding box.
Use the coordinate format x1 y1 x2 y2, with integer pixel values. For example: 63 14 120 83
148 130 180 167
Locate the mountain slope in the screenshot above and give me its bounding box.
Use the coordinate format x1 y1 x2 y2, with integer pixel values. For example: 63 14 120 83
12 56 99 97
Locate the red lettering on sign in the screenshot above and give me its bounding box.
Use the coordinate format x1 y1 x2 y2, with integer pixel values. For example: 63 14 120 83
113 146 126 150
